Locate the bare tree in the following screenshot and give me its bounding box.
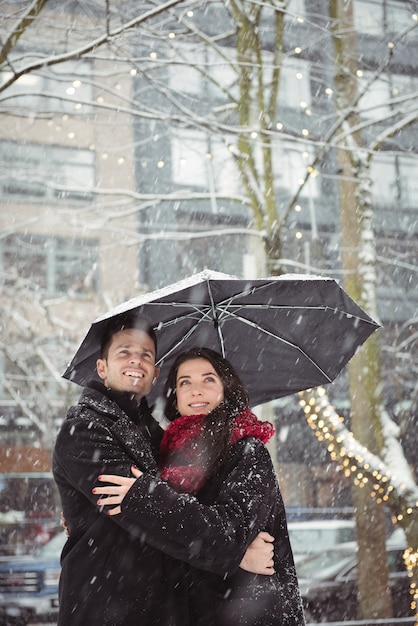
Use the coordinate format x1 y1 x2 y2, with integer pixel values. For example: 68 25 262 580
1 0 417 618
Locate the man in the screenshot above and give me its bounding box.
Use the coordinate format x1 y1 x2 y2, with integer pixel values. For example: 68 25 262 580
53 313 274 625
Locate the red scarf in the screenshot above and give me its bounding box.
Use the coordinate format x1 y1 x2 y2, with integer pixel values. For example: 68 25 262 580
159 408 275 494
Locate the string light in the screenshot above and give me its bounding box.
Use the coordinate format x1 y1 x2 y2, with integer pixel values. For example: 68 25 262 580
299 387 418 619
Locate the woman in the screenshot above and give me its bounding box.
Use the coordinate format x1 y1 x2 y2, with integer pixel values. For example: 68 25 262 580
95 347 305 625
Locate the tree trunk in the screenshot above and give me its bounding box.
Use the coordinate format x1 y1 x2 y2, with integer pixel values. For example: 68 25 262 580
329 0 392 618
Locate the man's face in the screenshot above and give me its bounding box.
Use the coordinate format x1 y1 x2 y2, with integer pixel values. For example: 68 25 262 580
96 328 159 400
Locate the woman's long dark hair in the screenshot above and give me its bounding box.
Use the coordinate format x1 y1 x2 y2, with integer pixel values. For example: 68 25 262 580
163 347 249 480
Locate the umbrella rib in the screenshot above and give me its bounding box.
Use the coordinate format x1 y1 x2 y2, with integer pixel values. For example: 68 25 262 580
150 300 376 327
155 321 202 366
207 279 226 358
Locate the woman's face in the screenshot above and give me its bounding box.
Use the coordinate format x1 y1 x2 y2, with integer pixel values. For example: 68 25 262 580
175 358 225 416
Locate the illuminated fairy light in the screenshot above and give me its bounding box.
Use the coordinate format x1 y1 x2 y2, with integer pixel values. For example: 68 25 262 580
387 41 395 49
294 47 302 54
130 69 137 76
298 389 409 503
299 387 418 618
150 52 157 59
276 122 283 130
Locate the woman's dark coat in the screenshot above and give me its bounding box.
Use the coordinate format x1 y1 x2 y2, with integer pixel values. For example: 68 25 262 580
122 434 305 625
53 383 305 625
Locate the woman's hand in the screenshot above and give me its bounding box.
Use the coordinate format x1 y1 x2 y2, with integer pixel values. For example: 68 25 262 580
239 531 275 575
93 465 143 516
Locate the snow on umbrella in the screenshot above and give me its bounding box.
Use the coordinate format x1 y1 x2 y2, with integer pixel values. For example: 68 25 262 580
63 269 380 407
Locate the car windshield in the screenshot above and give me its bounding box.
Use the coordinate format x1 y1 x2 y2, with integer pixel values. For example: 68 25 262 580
296 547 355 579
288 524 355 554
36 532 67 558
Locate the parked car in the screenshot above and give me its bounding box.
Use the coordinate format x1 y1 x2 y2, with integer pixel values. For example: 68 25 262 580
287 519 356 563
0 531 66 625
297 540 412 623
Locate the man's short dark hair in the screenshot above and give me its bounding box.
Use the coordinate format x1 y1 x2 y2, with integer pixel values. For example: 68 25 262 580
100 313 157 359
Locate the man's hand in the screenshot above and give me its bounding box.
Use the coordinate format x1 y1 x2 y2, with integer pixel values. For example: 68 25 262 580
60 512 70 537
239 531 275 575
93 466 143 515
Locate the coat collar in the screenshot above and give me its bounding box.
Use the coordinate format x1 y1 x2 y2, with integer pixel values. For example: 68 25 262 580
78 383 161 471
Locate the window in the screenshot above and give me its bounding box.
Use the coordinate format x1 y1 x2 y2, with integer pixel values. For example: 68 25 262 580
0 142 95 202
171 130 240 194
359 72 418 120
354 0 385 35
273 141 319 198
168 43 238 99
371 153 418 209
354 0 418 38
358 75 391 120
1 60 93 114
0 234 99 297
287 0 305 14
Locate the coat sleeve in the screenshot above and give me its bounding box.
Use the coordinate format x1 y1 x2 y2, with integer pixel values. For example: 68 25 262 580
119 437 279 575
54 413 278 577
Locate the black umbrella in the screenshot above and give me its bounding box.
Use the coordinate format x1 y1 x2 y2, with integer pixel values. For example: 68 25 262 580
63 270 380 406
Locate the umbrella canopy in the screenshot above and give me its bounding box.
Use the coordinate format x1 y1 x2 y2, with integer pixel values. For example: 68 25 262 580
63 270 380 407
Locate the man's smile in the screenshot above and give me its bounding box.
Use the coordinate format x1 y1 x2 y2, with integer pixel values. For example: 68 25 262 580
124 370 144 378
